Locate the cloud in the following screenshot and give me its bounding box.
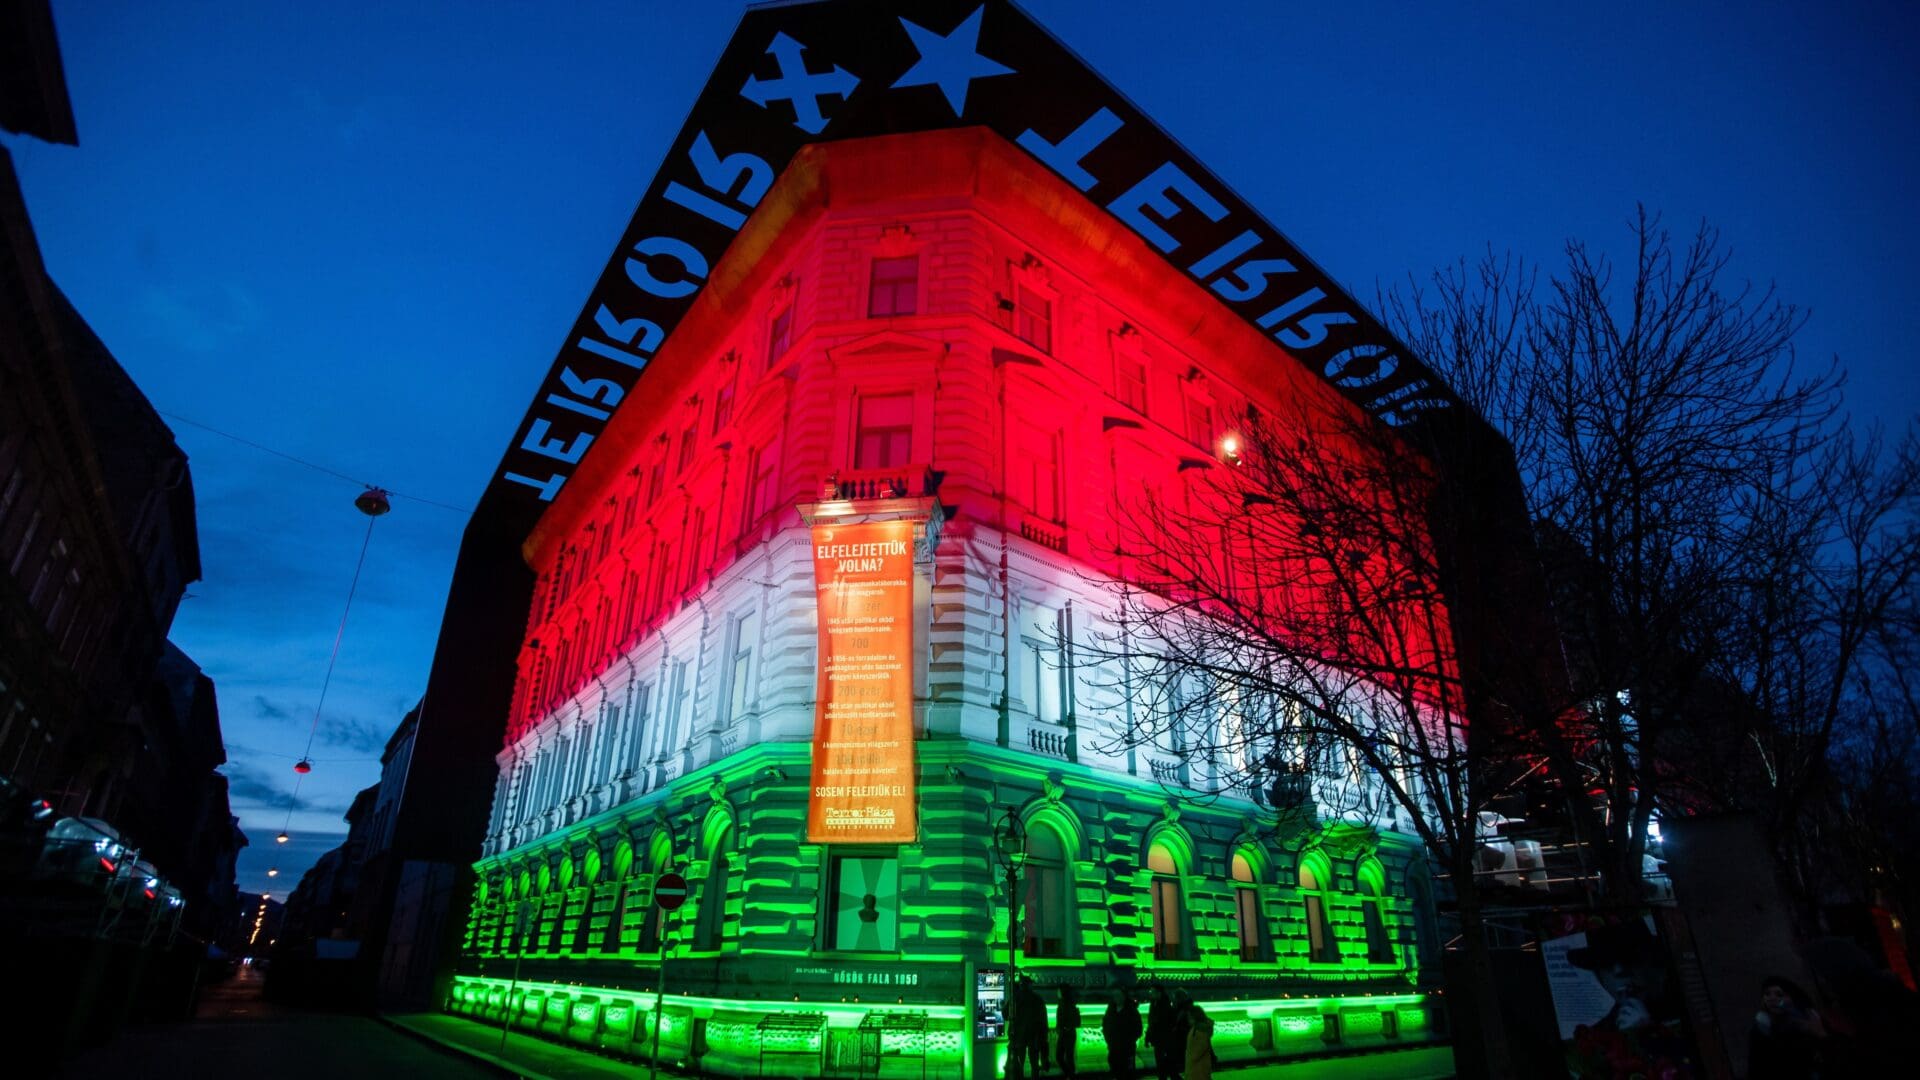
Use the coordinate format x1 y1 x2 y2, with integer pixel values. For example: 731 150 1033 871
318 714 388 755
252 694 291 721
138 281 262 355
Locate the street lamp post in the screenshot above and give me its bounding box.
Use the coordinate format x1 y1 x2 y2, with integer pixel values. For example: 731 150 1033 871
993 808 1026 1077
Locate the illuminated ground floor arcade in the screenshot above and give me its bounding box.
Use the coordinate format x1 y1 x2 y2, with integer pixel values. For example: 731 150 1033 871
449 739 1447 1077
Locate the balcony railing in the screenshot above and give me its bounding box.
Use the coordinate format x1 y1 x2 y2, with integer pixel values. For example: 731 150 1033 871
1026 725 1071 760
822 464 935 502
1148 758 1184 786
1019 516 1067 553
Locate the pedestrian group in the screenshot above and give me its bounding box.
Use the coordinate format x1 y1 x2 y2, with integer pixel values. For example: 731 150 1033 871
1004 978 1215 1080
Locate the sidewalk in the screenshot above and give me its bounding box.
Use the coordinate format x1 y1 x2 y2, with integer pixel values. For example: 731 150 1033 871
385 1011 1454 1080
385 1012 653 1080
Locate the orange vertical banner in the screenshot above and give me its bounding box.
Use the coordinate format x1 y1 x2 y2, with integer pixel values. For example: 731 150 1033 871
808 519 917 843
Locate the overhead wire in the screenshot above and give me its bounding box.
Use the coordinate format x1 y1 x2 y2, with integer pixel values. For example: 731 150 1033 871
279 509 381 841
158 409 473 515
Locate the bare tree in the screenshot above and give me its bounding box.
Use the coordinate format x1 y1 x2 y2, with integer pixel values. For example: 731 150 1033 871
1077 389 1534 1078
1392 210 1846 904
1071 209 1886 1077
1698 425 1920 922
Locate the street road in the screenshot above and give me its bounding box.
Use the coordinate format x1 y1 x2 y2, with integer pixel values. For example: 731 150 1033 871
60 965 494 1078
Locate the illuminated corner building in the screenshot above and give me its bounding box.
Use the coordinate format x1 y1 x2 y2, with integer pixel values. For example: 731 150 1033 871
412 3 1559 1076
452 135 1448 1078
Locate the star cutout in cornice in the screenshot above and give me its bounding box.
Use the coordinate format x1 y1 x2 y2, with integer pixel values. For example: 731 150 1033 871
891 6 1015 118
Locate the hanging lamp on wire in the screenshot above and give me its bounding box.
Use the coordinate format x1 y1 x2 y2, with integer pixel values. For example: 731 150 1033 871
272 486 392 877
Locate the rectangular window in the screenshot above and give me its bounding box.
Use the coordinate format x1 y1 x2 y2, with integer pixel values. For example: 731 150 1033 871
625 681 653 775
1014 284 1051 352
677 422 698 473
1306 894 1339 962
712 382 734 434
650 538 674 613
721 610 756 725
1235 888 1264 961
1185 394 1214 449
868 255 919 317
648 458 667 503
745 443 779 524
683 509 706 592
1114 350 1148 413
768 305 793 361
828 855 899 951
1151 877 1182 959
853 393 914 469
1013 429 1062 523
664 659 691 757
1364 901 1395 963
1024 636 1061 724
1023 861 1068 956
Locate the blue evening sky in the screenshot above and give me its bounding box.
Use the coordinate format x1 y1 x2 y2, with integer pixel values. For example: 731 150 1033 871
8 2 1915 900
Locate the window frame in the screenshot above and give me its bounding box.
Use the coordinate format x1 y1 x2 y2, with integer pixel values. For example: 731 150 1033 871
867 254 920 318
1231 850 1269 962
852 391 916 469
1014 282 1052 353
825 852 902 953
1299 855 1340 964
1021 824 1073 958
1147 840 1188 961
767 304 794 362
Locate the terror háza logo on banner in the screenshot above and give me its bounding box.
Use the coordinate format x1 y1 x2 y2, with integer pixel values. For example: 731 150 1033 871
489 0 1458 521
808 520 917 843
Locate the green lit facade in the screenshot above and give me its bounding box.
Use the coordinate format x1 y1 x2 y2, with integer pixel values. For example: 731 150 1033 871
452 745 1443 1075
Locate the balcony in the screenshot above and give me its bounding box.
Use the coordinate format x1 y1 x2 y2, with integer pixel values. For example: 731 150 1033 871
821 464 936 502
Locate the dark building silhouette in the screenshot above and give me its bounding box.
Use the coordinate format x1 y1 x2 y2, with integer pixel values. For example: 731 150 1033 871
2 1 242 1058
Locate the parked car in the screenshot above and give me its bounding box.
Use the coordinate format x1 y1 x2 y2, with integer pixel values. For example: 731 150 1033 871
35 816 127 888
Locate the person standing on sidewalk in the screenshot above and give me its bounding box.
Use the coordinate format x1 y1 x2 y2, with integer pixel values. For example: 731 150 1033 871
1145 986 1177 1080
1102 989 1142 1080
1054 985 1082 1079
1004 979 1033 1080
1020 977 1050 1078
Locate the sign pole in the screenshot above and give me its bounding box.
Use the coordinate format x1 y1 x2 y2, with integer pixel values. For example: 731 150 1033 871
499 905 528 1056
647 870 691 1080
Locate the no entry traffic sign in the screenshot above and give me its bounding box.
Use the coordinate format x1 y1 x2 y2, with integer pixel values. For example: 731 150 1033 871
654 872 689 911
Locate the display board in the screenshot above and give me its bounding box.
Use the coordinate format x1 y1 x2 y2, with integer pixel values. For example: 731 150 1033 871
807 519 918 843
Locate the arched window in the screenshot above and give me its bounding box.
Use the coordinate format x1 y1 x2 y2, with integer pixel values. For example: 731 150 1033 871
602 840 634 953
1023 823 1072 957
1407 866 1440 970
1359 859 1396 964
1298 853 1338 963
513 867 535 953
1148 840 1187 960
694 824 734 950
570 849 601 954
640 832 671 953
549 856 576 951
1231 850 1268 961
